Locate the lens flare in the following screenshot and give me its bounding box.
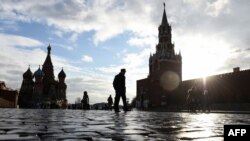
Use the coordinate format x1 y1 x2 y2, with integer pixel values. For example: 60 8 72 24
160 71 180 91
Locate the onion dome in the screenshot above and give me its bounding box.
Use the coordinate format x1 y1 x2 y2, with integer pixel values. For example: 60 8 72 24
47 44 51 55
34 66 45 78
23 67 33 79
58 68 66 78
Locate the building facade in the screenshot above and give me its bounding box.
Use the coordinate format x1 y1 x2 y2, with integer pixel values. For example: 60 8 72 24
18 45 67 109
181 68 250 106
0 81 18 108
137 6 250 109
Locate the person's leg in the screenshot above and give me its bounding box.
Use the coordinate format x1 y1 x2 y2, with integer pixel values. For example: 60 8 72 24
121 92 128 111
114 92 121 111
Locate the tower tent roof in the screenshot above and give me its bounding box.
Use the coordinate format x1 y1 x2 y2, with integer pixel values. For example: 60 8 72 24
43 44 53 67
161 3 169 26
42 44 55 82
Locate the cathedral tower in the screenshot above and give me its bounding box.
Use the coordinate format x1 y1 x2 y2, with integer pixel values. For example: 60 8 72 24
33 66 45 105
18 66 34 108
57 68 67 101
42 44 55 84
42 44 57 103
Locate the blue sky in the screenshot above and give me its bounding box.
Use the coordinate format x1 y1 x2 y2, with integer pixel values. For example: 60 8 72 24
1 0 250 104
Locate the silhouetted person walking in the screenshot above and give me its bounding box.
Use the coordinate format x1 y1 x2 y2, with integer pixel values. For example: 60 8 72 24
81 91 90 110
203 89 210 112
107 95 113 110
113 69 128 112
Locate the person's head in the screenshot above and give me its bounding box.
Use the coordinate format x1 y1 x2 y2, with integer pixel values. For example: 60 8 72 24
120 68 126 75
84 91 87 95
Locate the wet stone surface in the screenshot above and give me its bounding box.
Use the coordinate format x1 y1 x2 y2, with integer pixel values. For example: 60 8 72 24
0 109 249 141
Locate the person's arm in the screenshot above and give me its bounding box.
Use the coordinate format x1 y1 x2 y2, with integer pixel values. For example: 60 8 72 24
124 76 126 92
113 76 117 90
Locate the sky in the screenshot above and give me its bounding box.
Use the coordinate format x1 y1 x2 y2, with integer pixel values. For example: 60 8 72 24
1 0 250 104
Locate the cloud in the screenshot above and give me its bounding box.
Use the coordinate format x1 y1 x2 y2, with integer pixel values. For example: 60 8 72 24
52 30 64 38
127 35 157 48
52 43 73 50
116 49 128 58
81 55 94 63
0 0 160 45
206 0 230 17
69 33 78 43
0 33 43 48
183 0 230 17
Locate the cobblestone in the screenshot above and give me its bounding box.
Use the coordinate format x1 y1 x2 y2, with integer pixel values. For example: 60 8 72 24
0 109 249 140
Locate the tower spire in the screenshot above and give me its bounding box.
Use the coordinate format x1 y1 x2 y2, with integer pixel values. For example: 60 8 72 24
161 2 168 25
155 3 176 60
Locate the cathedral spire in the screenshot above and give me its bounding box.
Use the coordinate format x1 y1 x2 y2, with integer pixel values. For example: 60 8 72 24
42 44 55 83
161 2 168 26
43 44 53 67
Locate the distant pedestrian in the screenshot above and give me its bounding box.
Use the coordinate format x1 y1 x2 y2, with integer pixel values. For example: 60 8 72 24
81 91 90 110
62 99 68 109
203 89 210 112
194 86 203 112
113 69 128 112
107 95 113 110
186 88 195 112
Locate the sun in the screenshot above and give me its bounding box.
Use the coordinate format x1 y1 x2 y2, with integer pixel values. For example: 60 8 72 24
177 34 232 80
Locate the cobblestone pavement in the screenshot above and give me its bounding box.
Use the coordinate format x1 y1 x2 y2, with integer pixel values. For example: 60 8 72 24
0 109 250 141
